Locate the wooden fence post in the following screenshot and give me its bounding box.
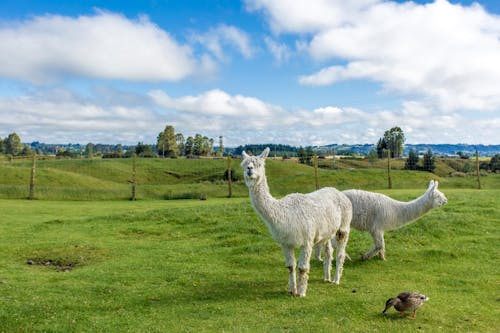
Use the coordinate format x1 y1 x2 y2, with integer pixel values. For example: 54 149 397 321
28 153 36 200
313 154 319 190
387 149 392 189
130 153 137 201
227 155 232 198
476 150 481 190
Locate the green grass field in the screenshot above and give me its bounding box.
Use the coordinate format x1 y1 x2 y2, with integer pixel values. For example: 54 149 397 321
1 185 499 332
1 157 498 200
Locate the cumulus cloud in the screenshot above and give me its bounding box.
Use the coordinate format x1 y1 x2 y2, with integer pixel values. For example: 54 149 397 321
1 87 498 145
149 88 283 118
190 24 254 62
247 0 500 112
0 89 164 143
0 11 200 83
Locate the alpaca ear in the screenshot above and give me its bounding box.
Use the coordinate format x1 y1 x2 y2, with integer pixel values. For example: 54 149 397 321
242 151 249 159
433 180 439 189
260 147 270 159
428 180 435 190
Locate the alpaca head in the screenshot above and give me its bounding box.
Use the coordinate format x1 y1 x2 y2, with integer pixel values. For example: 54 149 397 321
241 148 270 187
427 180 448 208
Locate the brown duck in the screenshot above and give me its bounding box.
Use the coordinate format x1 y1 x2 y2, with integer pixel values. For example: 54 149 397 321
382 292 429 319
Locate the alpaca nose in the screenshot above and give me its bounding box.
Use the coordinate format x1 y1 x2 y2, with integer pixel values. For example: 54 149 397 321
247 167 253 176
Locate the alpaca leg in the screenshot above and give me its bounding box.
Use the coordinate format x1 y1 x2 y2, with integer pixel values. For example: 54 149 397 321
297 245 312 297
282 245 297 295
323 240 333 283
333 229 349 284
314 243 323 261
376 232 386 260
362 230 384 260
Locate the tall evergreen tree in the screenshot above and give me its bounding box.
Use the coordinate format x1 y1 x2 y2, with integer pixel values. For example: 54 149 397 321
404 149 419 170
217 136 224 157
376 137 387 158
193 134 203 156
422 149 436 172
184 136 194 156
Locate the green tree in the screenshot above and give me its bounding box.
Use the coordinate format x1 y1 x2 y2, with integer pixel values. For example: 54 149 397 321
422 149 436 173
135 142 155 157
21 145 33 156
404 149 419 170
85 143 94 158
383 127 405 158
184 136 194 156
5 132 23 155
489 154 500 172
157 125 178 157
376 137 388 158
193 134 203 156
217 136 224 157
297 146 313 165
175 133 185 156
0 137 4 154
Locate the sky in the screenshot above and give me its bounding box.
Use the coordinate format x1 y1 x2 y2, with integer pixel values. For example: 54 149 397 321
0 0 499 147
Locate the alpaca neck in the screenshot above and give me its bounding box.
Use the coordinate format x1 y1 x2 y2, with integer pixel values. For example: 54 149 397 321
247 175 280 225
395 192 433 227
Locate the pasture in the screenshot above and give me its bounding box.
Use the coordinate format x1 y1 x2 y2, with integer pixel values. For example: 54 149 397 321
0 186 499 332
0 158 499 332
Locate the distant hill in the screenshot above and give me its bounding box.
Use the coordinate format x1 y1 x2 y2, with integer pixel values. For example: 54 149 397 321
317 143 500 157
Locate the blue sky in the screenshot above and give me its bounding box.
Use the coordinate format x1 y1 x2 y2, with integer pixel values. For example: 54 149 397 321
0 0 499 146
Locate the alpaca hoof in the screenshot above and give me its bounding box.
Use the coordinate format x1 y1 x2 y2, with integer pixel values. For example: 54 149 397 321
323 279 332 283
332 280 340 285
296 293 306 297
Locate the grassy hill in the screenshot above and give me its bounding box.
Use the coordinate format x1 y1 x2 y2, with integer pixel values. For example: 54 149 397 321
1 157 497 200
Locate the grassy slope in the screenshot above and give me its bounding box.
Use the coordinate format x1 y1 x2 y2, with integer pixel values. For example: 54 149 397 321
1 158 498 200
0 188 499 332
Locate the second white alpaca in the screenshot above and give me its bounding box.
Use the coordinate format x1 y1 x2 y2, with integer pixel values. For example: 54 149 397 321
343 180 447 260
241 148 352 297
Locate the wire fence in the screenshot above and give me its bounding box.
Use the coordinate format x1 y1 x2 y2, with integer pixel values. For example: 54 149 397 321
0 153 491 201
0 155 244 201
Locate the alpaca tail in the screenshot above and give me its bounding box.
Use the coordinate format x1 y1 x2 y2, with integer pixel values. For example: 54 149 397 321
382 298 397 314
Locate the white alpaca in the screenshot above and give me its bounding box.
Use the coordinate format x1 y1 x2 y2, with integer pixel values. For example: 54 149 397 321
241 148 352 297
318 180 446 261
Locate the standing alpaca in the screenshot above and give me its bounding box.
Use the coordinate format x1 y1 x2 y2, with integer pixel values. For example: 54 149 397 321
343 180 447 260
241 148 352 297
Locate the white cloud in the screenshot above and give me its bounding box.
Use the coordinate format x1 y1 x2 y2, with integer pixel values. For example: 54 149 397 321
149 89 283 118
1 87 499 145
0 89 164 144
0 11 200 83
248 0 500 112
190 24 254 62
264 36 291 63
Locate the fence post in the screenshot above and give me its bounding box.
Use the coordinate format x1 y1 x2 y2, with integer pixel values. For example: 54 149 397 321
387 149 392 189
227 155 232 198
130 153 137 201
313 154 319 190
28 153 36 200
476 150 481 189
